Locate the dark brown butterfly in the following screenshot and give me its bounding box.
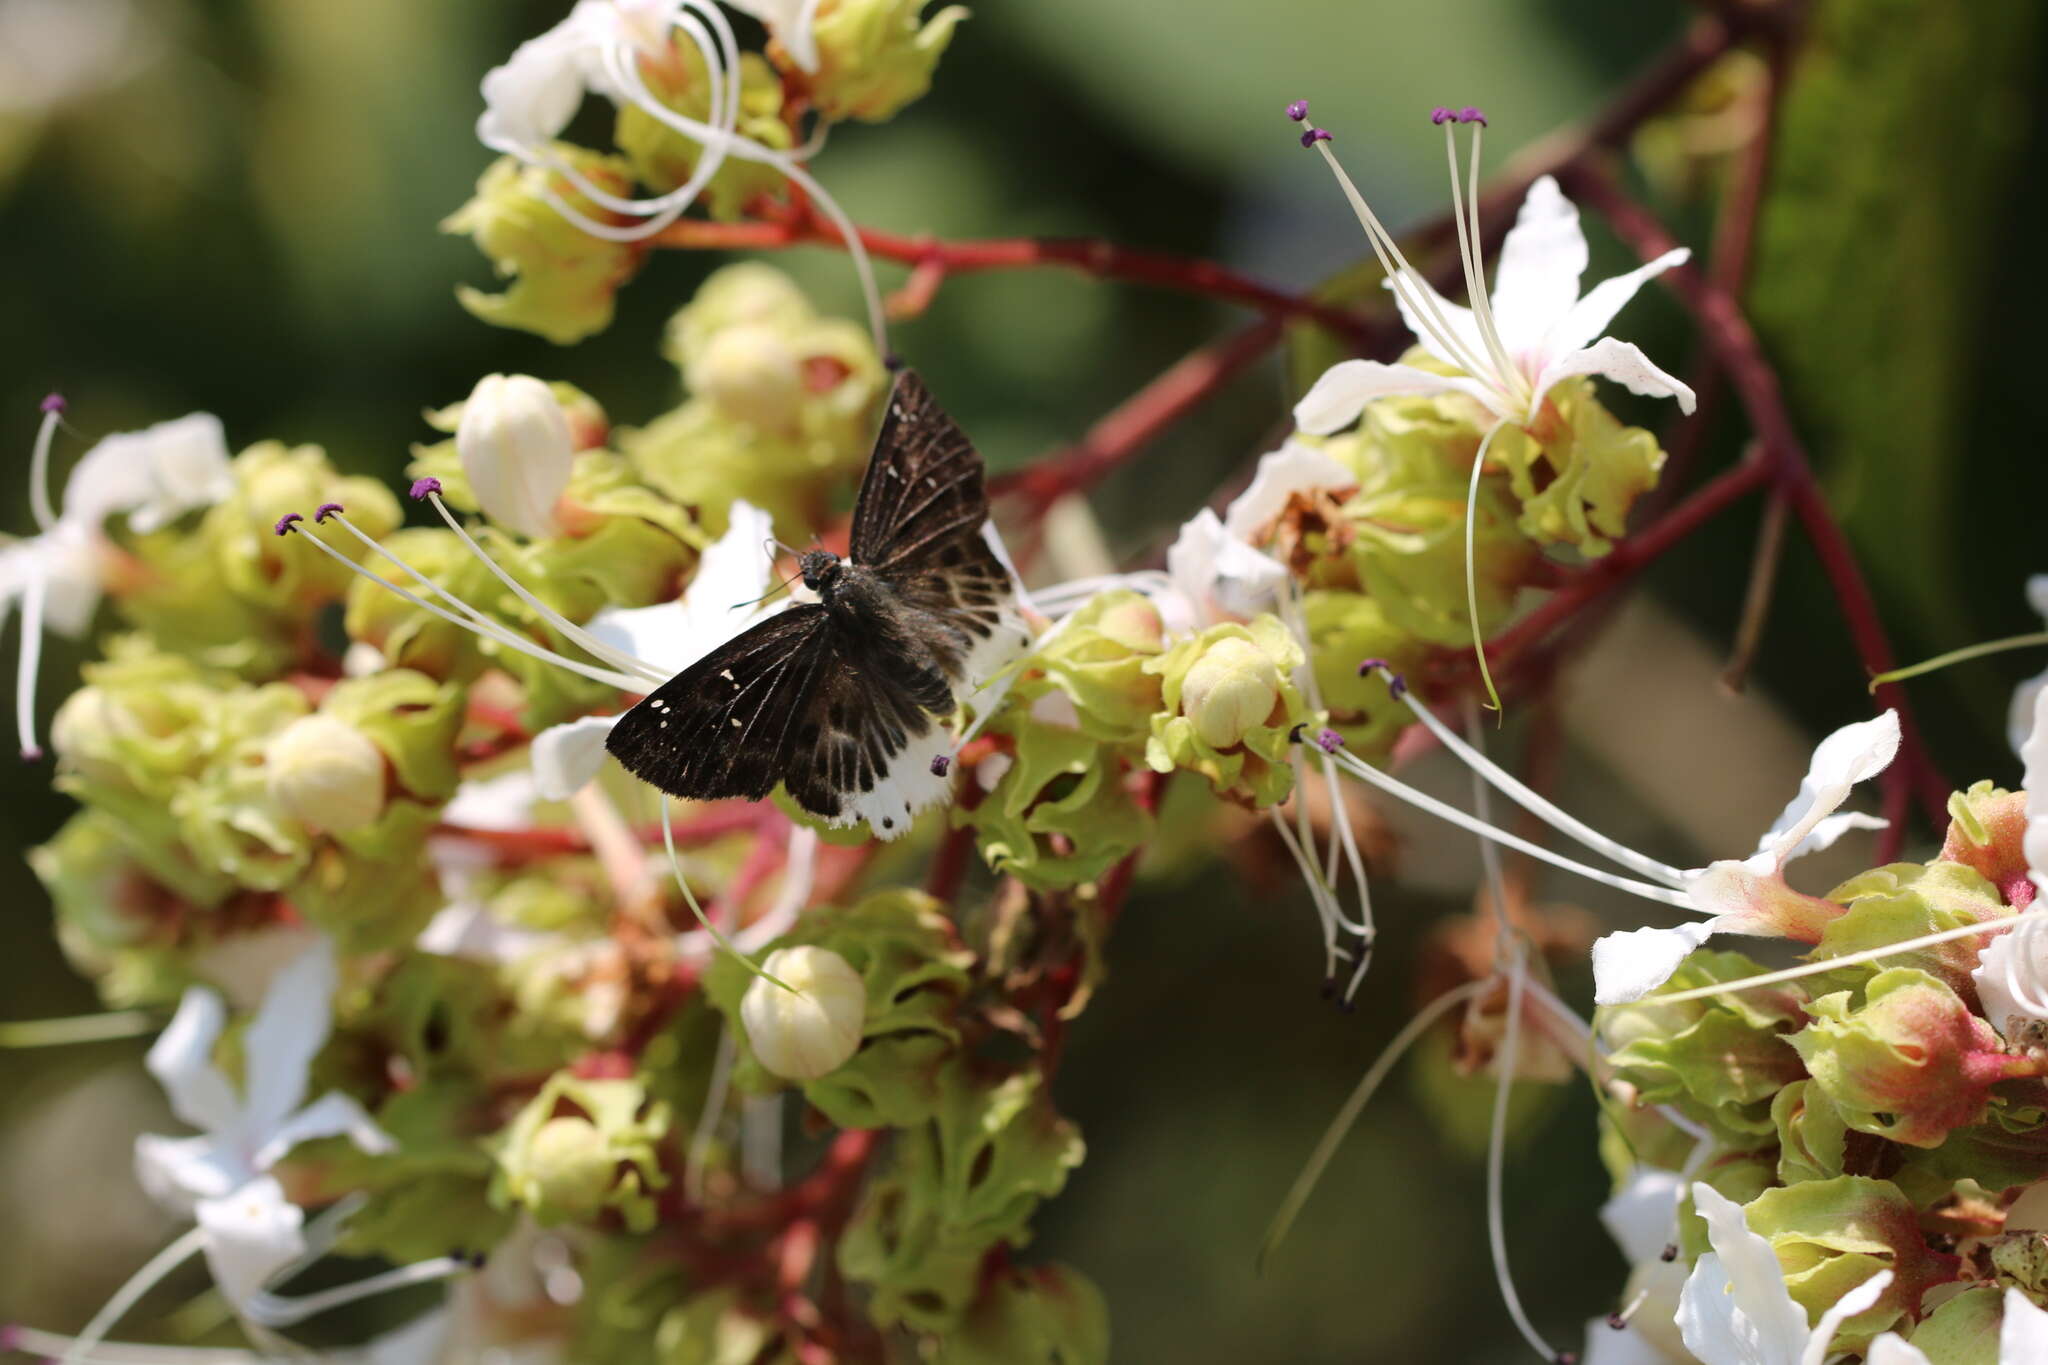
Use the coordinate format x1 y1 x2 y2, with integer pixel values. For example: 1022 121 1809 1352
605 370 1023 840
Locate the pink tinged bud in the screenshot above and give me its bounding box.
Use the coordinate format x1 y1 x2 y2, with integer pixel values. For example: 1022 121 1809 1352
741 946 866 1081
455 374 573 539
1790 968 2014 1148
1940 786 2036 910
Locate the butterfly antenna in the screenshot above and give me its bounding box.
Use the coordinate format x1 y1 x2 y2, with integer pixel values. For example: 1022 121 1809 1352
731 565 803 612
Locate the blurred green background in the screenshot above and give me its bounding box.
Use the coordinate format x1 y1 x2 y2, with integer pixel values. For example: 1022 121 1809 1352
1 0 2043 1360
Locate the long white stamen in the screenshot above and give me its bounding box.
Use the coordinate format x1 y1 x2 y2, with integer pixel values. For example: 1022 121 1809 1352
1308 143 1505 398
1258 979 1488 1269
11 1326 254 1364
1268 803 1344 978
421 495 662 684
60 1226 209 1365
325 509 647 684
685 1028 736 1202
1376 664 1690 889
1610 1285 1652 1328
1651 916 2014 1005
1486 945 1556 1362
1442 125 1520 405
1462 418 1512 714
288 526 640 691
17 559 49 759
1327 750 1694 908
241 1255 468 1328
0 1009 158 1048
660 796 790 990
1465 700 1514 945
29 404 63 532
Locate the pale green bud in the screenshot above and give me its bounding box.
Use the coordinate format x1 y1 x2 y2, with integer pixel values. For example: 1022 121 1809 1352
805 0 968 123
457 374 574 539
663 262 813 368
741 945 866 1081
520 1117 616 1220
1178 636 1280 749
264 713 387 833
687 324 805 434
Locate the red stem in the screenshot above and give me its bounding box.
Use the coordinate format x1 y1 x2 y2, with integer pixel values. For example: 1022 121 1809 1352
1556 159 1953 830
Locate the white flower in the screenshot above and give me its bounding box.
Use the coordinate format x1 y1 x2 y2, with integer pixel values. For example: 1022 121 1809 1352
1866 1288 2048 1365
456 375 576 539
741 945 865 1080
2007 575 2048 756
1973 685 2048 1039
527 500 777 800
1592 711 1899 1004
1293 167 1694 435
5 403 234 758
1677 1182 1889 1365
725 0 823 72
135 935 394 1308
1581 1169 1695 1364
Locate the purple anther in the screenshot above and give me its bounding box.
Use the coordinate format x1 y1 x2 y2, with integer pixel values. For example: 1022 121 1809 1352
1430 106 1455 125
314 502 345 523
1386 672 1409 699
19 746 43 764
0 1323 20 1352
1299 127 1332 149
1457 106 1487 126
274 512 303 536
1287 722 1308 745
1659 1244 1679 1263
1605 1313 1628 1331
409 477 443 501
1314 728 1345 754
929 753 951 778
1356 656 1389 677
38 393 65 414
1285 99 1310 122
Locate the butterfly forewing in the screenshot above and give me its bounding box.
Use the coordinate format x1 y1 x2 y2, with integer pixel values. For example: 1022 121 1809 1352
604 368 1022 837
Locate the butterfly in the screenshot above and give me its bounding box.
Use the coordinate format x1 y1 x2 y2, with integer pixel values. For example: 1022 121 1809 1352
605 369 1024 840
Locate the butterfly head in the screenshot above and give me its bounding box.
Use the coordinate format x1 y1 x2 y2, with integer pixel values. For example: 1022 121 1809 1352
798 549 843 596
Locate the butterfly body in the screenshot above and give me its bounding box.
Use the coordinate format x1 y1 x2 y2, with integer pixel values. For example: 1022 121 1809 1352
604 371 1023 839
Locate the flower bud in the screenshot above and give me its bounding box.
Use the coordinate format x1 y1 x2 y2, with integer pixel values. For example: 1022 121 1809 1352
741 945 866 1081
1789 967 2013 1147
1178 637 1280 749
518 1117 616 1220
265 713 387 833
804 0 968 123
687 324 805 434
456 374 573 539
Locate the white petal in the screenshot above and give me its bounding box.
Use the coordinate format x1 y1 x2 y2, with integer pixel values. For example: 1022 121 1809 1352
195 1177 305 1308
1487 175 1588 358
1801 1271 1891 1365
2007 667 2048 759
440 769 541 831
2027 574 2048 623
1582 1320 1671 1365
240 934 338 1138
1292 359 1498 435
1534 337 1697 415
2022 688 2048 896
725 0 823 71
1383 273 1488 377
251 1091 395 1171
1544 248 1691 361
365 1309 456 1365
1787 811 1889 863
1591 919 1719 1005
146 986 239 1134
1755 712 1902 870
530 715 617 800
2001 1287 2048 1365
1681 1183 1809 1365
63 413 233 534
418 902 563 964
677 500 775 636
1972 919 2048 1043
134 1132 244 1211
1601 1168 1686 1267
0 522 106 639
476 12 598 153
1164 509 1287 625
1222 440 1358 544
1866 1332 1933 1365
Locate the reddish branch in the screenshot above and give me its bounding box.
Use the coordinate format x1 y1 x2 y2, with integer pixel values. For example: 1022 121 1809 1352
1557 158 1954 829
653 216 1378 346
